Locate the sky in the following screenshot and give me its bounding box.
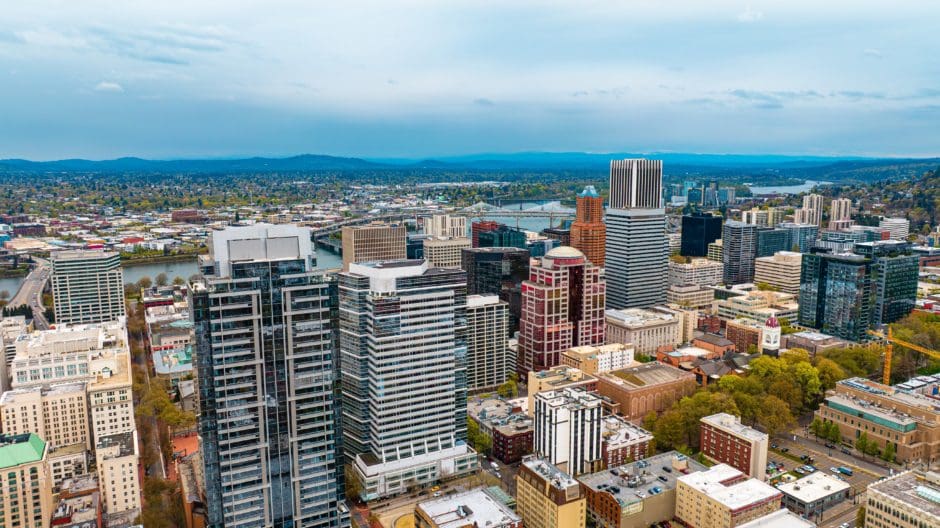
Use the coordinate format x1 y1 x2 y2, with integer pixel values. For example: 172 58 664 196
1 1 939 160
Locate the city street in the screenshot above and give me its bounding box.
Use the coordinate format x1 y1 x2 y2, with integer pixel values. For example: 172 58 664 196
9 258 50 329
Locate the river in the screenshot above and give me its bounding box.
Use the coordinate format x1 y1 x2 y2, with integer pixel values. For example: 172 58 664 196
747 180 831 195
121 250 345 285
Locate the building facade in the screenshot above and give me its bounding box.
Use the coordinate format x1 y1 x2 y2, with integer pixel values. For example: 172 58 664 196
560 343 635 376
605 307 681 355
425 214 467 238
341 222 406 270
596 363 697 421
681 213 723 257
192 224 349 527
754 251 802 294
461 247 530 334
799 252 874 342
466 295 511 390
96 431 142 520
423 236 471 268
865 470 940 528
675 464 782 528
854 241 919 325
570 185 606 266
0 434 52 528
534 388 602 476
516 457 586 528
669 257 724 287
700 413 768 481
51 250 125 325
723 221 759 285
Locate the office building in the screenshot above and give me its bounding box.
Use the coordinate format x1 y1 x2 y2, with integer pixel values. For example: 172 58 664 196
534 388 602 475
579 452 708 528
666 284 715 310
715 290 799 324
700 413 768 481
570 185 606 266
561 343 635 376
675 464 782 528
681 213 723 257
466 295 511 390
708 239 723 262
865 470 940 528
829 198 852 226
542 223 572 246
754 251 803 294
854 241 919 325
526 366 598 417
723 221 759 284
51 250 125 325
423 236 471 268
461 247 530 334
518 247 605 376
0 382 90 451
816 377 940 465
425 214 467 238
777 473 849 518
596 362 697 420
415 488 522 528
516 457 586 528
340 259 477 500
880 217 910 241
757 228 791 258
669 257 723 287
341 222 406 270
605 307 681 355
192 224 348 527
471 220 501 247
408 233 428 260
799 252 874 342
606 159 666 309
778 222 820 253
0 433 53 528
478 225 527 249
96 431 141 520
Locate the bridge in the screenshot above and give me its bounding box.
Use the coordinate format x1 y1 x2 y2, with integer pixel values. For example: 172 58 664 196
454 201 576 219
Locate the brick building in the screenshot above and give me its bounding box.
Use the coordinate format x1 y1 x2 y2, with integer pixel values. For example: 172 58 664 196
700 413 769 481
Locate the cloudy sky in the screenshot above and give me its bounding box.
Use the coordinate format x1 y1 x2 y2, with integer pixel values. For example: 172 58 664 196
1 1 938 160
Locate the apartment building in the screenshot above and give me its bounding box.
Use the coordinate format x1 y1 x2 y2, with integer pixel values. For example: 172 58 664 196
715 290 799 323
600 415 653 467
96 431 141 520
534 388 602 476
561 343 635 376
675 464 782 528
51 250 125 325
669 257 724 287
0 433 53 528
425 214 467 238
516 457 586 528
700 413 769 481
466 295 511 390
341 222 407 270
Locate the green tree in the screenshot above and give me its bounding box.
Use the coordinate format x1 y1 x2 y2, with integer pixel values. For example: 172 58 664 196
653 409 687 452
815 358 847 390
156 272 169 287
757 395 795 438
856 432 869 456
173 275 186 286
882 441 896 463
789 361 823 409
810 417 823 439
497 378 518 398
137 276 153 290
827 421 842 443
856 506 866 527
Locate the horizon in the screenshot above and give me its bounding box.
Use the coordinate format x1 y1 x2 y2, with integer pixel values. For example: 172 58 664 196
2 1 940 160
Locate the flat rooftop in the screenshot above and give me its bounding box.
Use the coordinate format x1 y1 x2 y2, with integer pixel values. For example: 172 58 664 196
678 464 781 509
578 451 707 507
701 413 768 442
522 457 578 490
417 488 520 528
603 362 694 389
606 307 677 327
737 508 817 528
868 471 940 519
602 415 654 447
777 473 850 503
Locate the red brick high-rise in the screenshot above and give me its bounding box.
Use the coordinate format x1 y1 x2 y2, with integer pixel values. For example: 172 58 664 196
471 220 501 247
570 186 606 266
518 246 606 376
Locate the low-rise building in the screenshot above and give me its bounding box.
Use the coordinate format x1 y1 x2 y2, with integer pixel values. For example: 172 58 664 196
468 397 533 464
700 413 768 481
865 470 940 528
516 457 585 528
415 487 522 528
600 415 653 468
561 344 636 376
714 291 799 323
51 489 102 528
596 362 697 421
737 508 817 528
146 301 194 387
578 451 708 528
726 319 764 355
675 464 782 528
777 472 850 518
782 332 849 356
605 307 682 355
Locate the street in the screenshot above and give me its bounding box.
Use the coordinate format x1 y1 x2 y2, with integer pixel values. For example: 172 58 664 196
9 257 51 329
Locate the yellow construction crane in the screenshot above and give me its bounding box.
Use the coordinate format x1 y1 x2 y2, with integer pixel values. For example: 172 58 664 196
868 326 940 385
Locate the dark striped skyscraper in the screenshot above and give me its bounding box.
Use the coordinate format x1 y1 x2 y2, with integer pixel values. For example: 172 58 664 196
605 159 667 308
192 224 349 528
722 221 759 284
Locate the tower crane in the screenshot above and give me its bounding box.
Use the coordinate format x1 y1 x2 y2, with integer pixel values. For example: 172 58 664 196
867 326 940 385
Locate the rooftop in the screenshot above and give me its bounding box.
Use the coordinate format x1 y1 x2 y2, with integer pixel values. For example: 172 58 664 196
701 413 768 442
578 451 708 507
0 433 46 469
603 362 694 389
737 508 817 528
602 415 654 447
522 456 578 490
545 245 585 259
678 464 781 509
95 431 136 458
777 473 850 503
868 471 940 520
606 307 678 327
416 487 521 528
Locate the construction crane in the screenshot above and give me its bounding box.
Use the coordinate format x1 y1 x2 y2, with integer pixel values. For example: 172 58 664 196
867 326 940 385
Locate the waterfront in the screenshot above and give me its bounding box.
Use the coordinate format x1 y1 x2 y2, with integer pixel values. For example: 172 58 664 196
747 180 831 195
0 277 23 298
121 249 345 285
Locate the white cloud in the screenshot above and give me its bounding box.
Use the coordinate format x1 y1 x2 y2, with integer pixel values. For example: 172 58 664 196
94 81 124 92
737 6 764 23
863 48 883 58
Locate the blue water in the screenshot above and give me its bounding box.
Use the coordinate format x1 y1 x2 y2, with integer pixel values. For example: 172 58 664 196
747 180 831 195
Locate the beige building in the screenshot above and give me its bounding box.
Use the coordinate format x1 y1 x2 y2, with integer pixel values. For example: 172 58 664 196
707 239 723 262
714 291 799 323
47 443 88 488
865 470 940 528
605 307 682 355
527 366 598 417
423 236 471 268
741 207 786 227
0 382 90 450
96 431 142 519
424 214 467 238
341 223 406 270
516 457 586 528
754 251 802 295
88 344 136 441
666 284 715 310
829 198 853 224
669 258 724 287
675 464 782 528
0 433 53 528
561 343 635 376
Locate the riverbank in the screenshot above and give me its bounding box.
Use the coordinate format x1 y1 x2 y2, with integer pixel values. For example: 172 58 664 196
121 253 200 266
0 267 29 279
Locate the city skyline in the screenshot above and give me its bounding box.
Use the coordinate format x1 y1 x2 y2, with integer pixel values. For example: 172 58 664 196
2 2 940 159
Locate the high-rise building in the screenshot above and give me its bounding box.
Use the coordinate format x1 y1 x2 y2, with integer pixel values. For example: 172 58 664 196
879 217 910 241
425 214 467 238
339 260 478 500
700 413 768 481
778 222 819 253
192 224 348 527
854 241 919 325
829 198 852 227
51 250 125 325
605 307 682 355
722 221 759 285
754 251 803 294
707 239 723 262
471 220 501 247
0 382 90 451
0 433 53 528
478 225 527 249
518 247 605 376
681 213 723 257
570 185 606 266
609 159 662 209
534 388 602 476
422 236 471 268
96 431 142 520
797 193 824 227
461 247 530 333
341 222 406 270
466 295 511 390
799 251 874 342
516 457 586 528
865 471 940 528
756 228 790 257
741 207 785 227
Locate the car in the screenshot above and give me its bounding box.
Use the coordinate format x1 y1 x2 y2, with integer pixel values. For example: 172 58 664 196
839 523 851 528
432 491 442 498
825 442 835 448
494 472 501 479
661 466 672 473
831 466 840 473
430 485 440 492
658 475 668 482
780 447 789 453
800 454 809 461
806 465 817 472
794 468 806 475
841 447 851 454
490 461 499 470
837 466 854 476
771 443 778 448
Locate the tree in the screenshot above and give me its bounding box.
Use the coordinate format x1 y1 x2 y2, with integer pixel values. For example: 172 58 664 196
856 432 869 457
497 379 518 398
815 358 847 390
856 506 866 528
789 361 823 409
173 275 186 286
653 409 687 452
827 421 842 443
882 441 896 463
757 395 795 438
156 272 169 287
137 276 153 290
810 417 823 439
